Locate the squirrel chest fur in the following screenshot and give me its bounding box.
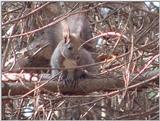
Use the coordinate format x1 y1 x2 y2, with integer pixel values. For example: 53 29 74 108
50 33 95 86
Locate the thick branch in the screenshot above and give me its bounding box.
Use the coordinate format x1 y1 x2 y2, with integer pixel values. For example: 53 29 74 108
2 76 123 96
2 69 159 96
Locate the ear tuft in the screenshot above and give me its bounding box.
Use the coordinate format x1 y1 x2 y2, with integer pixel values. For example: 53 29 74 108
64 33 72 44
64 34 68 43
62 20 70 43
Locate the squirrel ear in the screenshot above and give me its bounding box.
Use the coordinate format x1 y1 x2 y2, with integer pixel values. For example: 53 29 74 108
62 20 70 43
64 33 70 43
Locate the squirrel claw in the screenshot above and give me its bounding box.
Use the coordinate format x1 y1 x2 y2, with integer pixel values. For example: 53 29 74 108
63 78 78 88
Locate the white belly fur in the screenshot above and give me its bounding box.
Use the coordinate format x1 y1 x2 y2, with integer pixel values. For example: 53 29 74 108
63 59 77 68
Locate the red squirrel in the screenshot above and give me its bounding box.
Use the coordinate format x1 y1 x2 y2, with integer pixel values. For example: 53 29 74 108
50 21 95 87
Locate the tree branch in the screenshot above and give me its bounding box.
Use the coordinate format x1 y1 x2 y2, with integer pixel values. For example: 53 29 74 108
2 69 159 96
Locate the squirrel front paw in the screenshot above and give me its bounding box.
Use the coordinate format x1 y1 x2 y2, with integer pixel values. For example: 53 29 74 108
61 71 78 88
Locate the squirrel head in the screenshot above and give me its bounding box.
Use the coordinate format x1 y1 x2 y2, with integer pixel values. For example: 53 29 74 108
61 20 81 61
61 33 81 61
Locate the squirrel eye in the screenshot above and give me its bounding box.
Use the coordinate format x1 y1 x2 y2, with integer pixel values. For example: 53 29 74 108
68 46 73 50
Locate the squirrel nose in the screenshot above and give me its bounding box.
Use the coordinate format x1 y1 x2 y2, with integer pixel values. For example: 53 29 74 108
76 55 80 60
